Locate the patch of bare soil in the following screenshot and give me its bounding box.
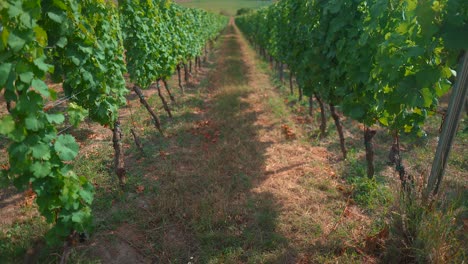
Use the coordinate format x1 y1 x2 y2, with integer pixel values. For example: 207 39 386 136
86 224 150 264
0 188 30 227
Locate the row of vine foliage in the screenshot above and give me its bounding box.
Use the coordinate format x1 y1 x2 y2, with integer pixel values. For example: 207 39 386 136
0 0 226 245
236 0 467 186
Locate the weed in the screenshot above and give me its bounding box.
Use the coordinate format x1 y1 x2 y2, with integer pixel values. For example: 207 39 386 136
343 149 393 211
348 176 393 211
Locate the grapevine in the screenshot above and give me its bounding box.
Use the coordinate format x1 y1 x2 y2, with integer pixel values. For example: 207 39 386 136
236 0 467 181
0 0 93 244
0 0 226 245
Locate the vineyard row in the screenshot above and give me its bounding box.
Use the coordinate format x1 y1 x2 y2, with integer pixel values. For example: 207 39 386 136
0 0 227 243
236 0 467 192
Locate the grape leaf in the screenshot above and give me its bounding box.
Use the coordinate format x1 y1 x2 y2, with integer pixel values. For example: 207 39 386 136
46 113 65 124
54 135 79 161
31 161 52 178
7 31 26 52
31 142 51 160
0 115 15 134
0 63 13 87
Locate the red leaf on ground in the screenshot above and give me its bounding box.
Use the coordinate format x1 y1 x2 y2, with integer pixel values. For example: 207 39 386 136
136 185 145 193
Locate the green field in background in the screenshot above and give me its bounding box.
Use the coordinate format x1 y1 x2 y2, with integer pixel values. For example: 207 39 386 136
177 0 274 16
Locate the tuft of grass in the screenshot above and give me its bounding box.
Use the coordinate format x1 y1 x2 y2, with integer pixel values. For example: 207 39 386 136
347 176 393 212
0 213 49 263
267 97 288 119
342 149 393 212
386 192 466 263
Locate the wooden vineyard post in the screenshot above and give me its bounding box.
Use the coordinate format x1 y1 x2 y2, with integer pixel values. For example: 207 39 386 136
426 52 468 199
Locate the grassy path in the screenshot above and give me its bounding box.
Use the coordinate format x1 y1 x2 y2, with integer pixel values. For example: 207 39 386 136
1 20 375 263
69 19 371 263
74 19 367 263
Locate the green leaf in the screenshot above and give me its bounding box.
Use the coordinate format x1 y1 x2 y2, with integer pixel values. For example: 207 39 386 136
54 135 79 161
20 12 32 28
79 187 94 204
25 116 42 131
0 115 15 134
34 26 48 46
67 103 88 127
420 88 433 108
31 79 50 97
31 143 51 160
71 57 80 66
33 56 52 72
71 210 86 223
52 0 68 10
8 31 26 52
19 71 34 84
379 116 389 127
46 113 65 124
0 28 9 51
8 126 27 142
56 37 68 48
31 161 52 178
7 1 22 17
47 12 65 23
436 80 451 97
82 71 95 86
0 63 13 87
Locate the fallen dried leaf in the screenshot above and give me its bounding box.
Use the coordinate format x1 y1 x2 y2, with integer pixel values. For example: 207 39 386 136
136 185 145 193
